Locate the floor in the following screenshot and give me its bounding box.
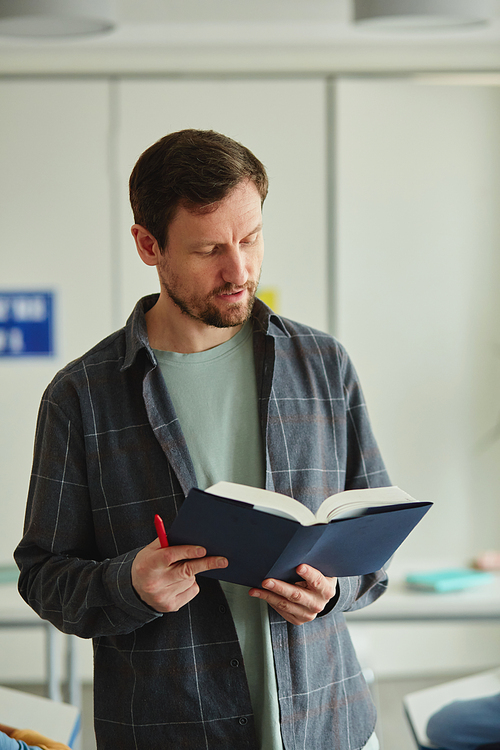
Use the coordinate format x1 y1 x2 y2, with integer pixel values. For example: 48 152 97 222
9 673 462 749
374 675 446 750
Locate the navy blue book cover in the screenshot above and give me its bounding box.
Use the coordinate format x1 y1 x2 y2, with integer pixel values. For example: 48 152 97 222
168 487 432 588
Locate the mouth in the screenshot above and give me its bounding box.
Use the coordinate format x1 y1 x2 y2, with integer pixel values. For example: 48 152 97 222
216 289 247 302
213 285 250 303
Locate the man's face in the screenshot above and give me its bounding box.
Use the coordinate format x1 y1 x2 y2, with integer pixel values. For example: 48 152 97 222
157 179 264 329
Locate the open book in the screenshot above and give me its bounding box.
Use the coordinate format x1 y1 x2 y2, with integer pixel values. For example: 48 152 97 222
168 482 432 588
206 481 418 524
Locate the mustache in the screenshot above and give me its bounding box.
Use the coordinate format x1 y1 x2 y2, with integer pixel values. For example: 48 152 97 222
209 281 258 297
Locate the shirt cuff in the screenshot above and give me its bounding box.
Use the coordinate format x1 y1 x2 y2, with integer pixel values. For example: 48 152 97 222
104 548 163 623
317 575 359 616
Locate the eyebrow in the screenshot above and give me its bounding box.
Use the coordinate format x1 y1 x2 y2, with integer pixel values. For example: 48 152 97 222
192 222 263 248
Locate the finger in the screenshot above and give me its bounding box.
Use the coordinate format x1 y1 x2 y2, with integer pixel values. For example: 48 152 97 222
249 587 317 624
153 544 227 574
296 565 338 600
249 570 336 618
134 543 226 590
173 554 228 579
156 543 208 564
135 553 228 612
155 579 201 613
159 556 227 610
261 578 306 602
260 579 324 615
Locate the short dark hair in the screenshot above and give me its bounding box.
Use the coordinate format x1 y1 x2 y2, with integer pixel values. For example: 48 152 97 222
129 129 269 251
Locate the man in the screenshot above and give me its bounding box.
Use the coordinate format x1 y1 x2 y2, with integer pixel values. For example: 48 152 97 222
0 724 70 750
427 694 500 750
15 129 389 749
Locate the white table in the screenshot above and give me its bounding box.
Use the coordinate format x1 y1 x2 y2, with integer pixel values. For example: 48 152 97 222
0 583 80 708
345 573 500 623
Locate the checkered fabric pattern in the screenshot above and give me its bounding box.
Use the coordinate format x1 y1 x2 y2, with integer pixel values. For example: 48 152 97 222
16 296 390 749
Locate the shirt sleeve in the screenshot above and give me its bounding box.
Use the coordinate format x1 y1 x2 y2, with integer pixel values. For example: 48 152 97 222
0 732 29 750
332 344 391 614
340 347 391 492
14 392 161 639
10 728 71 750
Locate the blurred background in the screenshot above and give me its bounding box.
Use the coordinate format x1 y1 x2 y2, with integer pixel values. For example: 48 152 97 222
1 1 500 747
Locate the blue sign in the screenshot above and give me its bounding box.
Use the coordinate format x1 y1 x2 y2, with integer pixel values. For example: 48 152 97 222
0 292 54 357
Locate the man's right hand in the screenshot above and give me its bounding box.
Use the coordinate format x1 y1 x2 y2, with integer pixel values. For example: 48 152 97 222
131 539 228 613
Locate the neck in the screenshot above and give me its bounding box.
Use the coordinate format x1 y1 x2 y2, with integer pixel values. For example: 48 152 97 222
145 294 244 354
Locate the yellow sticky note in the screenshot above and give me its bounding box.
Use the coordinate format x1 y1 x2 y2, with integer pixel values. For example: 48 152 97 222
258 287 279 313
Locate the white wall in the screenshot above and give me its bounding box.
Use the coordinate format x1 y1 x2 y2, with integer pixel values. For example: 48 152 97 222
336 78 500 676
0 75 327 683
0 79 113 565
335 79 500 564
2 74 500 683
114 78 328 328
0 76 328 569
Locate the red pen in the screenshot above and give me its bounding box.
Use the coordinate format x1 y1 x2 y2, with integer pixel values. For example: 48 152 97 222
154 514 169 548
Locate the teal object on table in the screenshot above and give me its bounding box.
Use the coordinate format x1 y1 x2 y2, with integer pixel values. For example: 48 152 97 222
0 565 19 584
405 568 494 593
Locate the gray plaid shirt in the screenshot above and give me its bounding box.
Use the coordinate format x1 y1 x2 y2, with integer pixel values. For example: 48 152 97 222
15 295 390 750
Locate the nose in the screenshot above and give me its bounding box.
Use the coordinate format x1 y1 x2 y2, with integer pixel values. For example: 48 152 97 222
221 246 249 287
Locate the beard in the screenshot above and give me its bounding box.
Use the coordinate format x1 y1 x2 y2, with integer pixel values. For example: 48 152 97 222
158 265 260 329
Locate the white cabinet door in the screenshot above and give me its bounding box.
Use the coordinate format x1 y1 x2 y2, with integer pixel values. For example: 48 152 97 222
335 78 500 561
0 79 112 566
335 78 500 680
115 78 328 331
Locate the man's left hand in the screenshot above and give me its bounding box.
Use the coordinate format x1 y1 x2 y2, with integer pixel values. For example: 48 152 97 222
249 565 337 625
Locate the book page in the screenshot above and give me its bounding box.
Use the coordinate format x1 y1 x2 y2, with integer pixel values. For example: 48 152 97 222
206 482 418 527
206 481 316 525
316 486 416 524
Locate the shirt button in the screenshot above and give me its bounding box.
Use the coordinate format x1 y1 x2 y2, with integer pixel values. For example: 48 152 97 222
238 717 248 726
230 659 240 668
218 605 227 614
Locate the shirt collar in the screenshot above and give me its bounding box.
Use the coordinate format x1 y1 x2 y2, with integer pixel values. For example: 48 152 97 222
251 297 290 337
121 293 290 372
121 294 159 371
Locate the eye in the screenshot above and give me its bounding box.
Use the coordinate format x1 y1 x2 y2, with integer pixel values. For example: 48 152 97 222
241 233 259 246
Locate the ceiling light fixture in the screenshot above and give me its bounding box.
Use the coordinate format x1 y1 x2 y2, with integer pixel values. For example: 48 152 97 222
353 0 495 30
0 0 116 37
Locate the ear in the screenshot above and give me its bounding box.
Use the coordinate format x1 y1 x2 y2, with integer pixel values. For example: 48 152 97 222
131 225 162 267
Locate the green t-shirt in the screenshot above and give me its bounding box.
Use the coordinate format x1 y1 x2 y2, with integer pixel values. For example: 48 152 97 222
154 321 263 490
154 321 283 750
